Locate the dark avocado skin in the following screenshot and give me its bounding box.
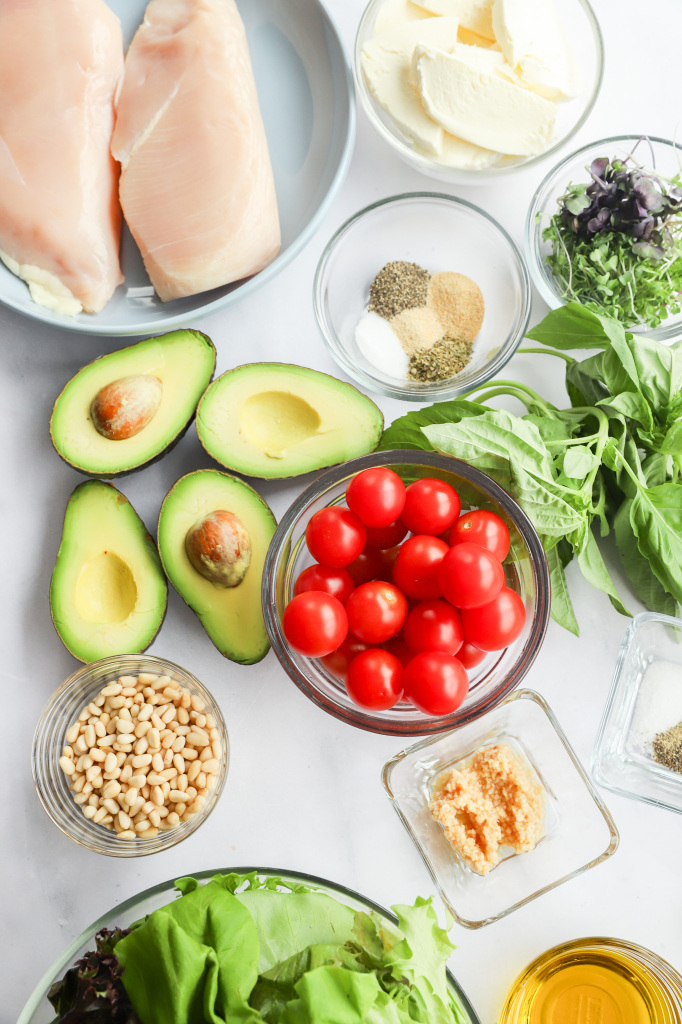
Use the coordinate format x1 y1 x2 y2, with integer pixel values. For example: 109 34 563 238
195 361 384 480
50 330 216 478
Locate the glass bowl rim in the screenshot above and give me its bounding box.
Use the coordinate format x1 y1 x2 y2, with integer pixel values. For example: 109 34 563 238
312 191 532 402
352 0 605 182
31 653 229 858
524 133 682 339
381 688 620 928
262 450 551 736
16 865 482 1024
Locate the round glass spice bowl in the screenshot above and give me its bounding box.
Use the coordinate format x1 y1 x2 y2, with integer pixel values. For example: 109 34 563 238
262 450 551 737
354 0 603 186
500 937 682 1024
314 193 531 402
31 654 228 857
525 135 682 343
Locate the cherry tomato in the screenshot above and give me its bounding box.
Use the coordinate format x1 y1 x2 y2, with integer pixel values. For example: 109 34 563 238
282 592 348 657
364 519 408 549
403 652 468 716
392 535 449 600
404 600 463 657
347 546 399 586
438 542 505 609
346 467 406 528
401 478 461 536
294 564 354 604
457 641 487 669
305 507 366 568
345 649 404 710
321 634 369 679
346 581 408 644
461 587 526 651
450 510 510 562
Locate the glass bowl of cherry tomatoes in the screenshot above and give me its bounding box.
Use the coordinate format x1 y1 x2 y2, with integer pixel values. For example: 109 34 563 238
262 450 551 736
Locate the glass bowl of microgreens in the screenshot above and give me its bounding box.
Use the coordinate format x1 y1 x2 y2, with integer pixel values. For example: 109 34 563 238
526 135 682 342
314 192 531 401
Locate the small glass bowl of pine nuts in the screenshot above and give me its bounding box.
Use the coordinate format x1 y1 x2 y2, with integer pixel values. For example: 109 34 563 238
31 654 228 857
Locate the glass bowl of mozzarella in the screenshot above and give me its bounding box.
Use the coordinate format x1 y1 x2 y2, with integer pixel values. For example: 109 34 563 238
354 0 604 184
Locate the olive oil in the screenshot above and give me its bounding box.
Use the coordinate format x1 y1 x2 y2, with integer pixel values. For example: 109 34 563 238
501 939 682 1024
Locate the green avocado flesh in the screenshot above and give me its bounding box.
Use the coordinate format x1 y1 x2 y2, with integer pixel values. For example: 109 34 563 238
157 470 277 664
196 363 384 478
50 481 167 663
50 330 216 476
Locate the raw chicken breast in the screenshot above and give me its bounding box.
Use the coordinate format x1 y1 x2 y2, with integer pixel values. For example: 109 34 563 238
112 0 281 302
0 0 123 315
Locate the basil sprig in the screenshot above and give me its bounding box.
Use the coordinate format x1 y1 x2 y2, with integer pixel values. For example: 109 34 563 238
379 303 682 634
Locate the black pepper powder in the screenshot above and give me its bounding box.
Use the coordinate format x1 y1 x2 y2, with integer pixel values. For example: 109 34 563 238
368 261 430 320
653 720 682 774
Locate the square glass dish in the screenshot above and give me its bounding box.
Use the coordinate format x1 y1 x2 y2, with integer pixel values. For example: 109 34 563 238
592 612 682 814
382 690 618 929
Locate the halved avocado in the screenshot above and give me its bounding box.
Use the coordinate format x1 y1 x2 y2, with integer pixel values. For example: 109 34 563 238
50 481 167 662
196 363 384 478
50 330 216 476
157 470 277 664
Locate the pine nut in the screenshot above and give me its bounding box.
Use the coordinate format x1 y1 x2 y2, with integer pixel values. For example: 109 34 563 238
102 780 121 798
108 695 126 709
134 818 150 832
72 776 85 793
192 713 207 729
74 793 89 804
102 798 120 816
129 774 147 789
146 773 165 786
92 807 107 824
163 749 174 766
149 810 160 828
104 752 117 773
116 720 134 734
212 740 222 759
118 830 136 840
59 756 75 775
148 730 161 752
180 691 191 709
117 810 131 830
121 687 137 697
137 827 159 839
83 805 96 819
184 748 198 760
199 746 212 762
151 713 165 730
187 732 210 747
196 772 207 790
178 708 190 725
138 704 154 722
177 773 188 791
94 720 106 738
169 790 186 802
141 785 150 800
161 767 177 780
134 721 151 739
132 754 152 768
137 673 158 686
202 758 220 775
166 812 180 827
173 754 185 774
152 786 164 806
66 723 80 744
190 695 205 712
90 748 106 762
161 732 175 749
124 787 138 807
175 802 187 816
188 761 201 783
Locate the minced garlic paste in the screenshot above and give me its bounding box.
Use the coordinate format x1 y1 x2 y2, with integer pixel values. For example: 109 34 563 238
430 742 545 875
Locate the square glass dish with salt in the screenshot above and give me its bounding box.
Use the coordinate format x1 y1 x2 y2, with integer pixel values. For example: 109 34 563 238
592 612 682 814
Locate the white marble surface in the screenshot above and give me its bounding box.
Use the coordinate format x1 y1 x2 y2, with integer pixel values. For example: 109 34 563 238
3 1 682 1020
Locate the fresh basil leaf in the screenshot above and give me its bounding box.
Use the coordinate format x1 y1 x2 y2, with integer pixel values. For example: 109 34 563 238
598 391 655 432
641 451 673 485
424 410 555 479
613 499 677 616
565 353 608 406
658 417 682 455
509 459 587 536
523 414 576 444
562 445 601 480
546 546 580 635
629 482 682 603
629 336 682 411
525 301 624 350
602 333 643 397
377 401 488 452
575 527 631 616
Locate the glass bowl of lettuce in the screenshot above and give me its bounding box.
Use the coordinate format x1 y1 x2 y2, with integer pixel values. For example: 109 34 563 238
18 868 480 1024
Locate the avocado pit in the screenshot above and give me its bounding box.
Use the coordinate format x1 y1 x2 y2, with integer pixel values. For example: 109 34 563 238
90 374 163 441
185 510 251 587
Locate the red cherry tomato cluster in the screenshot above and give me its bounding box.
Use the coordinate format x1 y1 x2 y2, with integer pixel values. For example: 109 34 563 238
282 467 525 717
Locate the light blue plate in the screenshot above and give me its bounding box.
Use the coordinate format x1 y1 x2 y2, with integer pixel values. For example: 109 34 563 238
0 0 355 336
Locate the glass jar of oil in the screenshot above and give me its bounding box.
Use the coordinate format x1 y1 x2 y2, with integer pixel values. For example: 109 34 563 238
500 938 682 1024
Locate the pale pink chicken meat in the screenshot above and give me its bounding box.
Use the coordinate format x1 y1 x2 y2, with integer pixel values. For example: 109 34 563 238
112 0 281 302
0 0 123 315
